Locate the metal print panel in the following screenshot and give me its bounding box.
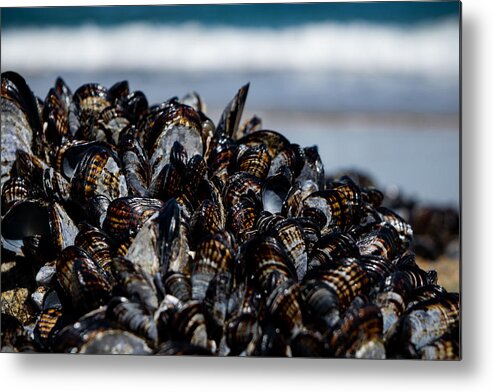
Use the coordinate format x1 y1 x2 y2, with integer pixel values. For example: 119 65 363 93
0 2 460 358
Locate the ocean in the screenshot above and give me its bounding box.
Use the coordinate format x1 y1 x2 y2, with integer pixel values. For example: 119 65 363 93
1 2 460 205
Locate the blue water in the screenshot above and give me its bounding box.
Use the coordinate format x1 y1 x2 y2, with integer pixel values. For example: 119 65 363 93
1 2 460 205
2 2 460 29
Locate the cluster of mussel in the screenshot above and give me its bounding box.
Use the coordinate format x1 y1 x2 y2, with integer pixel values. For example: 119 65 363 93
1 71 459 359
327 171 460 262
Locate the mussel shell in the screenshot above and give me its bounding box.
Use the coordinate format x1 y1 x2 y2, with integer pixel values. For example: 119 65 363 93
216 83 249 140
103 196 164 242
1 177 31 214
111 256 159 314
222 171 262 209
397 293 459 353
235 144 271 180
106 296 158 346
164 271 192 303
192 232 234 301
74 223 114 272
225 312 260 356
70 83 111 139
118 125 151 196
309 231 359 268
329 303 385 359
56 245 112 312
266 281 304 335
169 300 208 348
70 144 128 208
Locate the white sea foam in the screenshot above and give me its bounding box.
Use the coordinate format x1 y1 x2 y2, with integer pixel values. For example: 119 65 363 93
1 20 458 77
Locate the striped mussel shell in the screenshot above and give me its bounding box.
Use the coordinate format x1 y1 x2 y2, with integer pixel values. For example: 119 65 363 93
157 198 191 276
362 186 384 207
87 194 111 228
357 254 395 285
183 154 208 202
309 231 359 270
168 140 188 173
95 106 130 145
69 143 128 208
396 292 459 356
222 171 262 209
406 284 448 309
102 196 164 243
69 83 111 140
208 137 237 189
302 189 355 231
267 143 305 179
74 223 114 273
237 130 291 162
245 235 297 296
203 270 233 343
1 176 31 214
111 256 158 314
55 140 100 179
146 103 203 185
269 218 308 281
148 161 182 200
106 296 158 347
192 231 234 301
227 192 260 244
164 271 192 303
191 199 225 245
108 80 129 104
234 143 271 180
418 326 459 360
14 150 71 203
329 302 385 359
224 285 261 355
282 178 319 218
119 90 148 123
225 312 260 356
169 300 209 348
56 245 112 313
33 289 66 350
216 83 249 141
294 216 322 254
43 86 72 151
1 72 39 187
300 279 340 331
265 280 304 336
372 271 414 337
376 206 414 252
118 125 151 197
306 259 372 314
356 223 402 261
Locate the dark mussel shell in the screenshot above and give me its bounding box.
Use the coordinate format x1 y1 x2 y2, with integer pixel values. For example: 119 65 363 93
216 83 249 141
70 143 128 208
56 245 112 313
103 196 164 243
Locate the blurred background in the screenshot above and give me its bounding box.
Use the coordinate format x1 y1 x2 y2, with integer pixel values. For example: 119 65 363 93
1 2 460 288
